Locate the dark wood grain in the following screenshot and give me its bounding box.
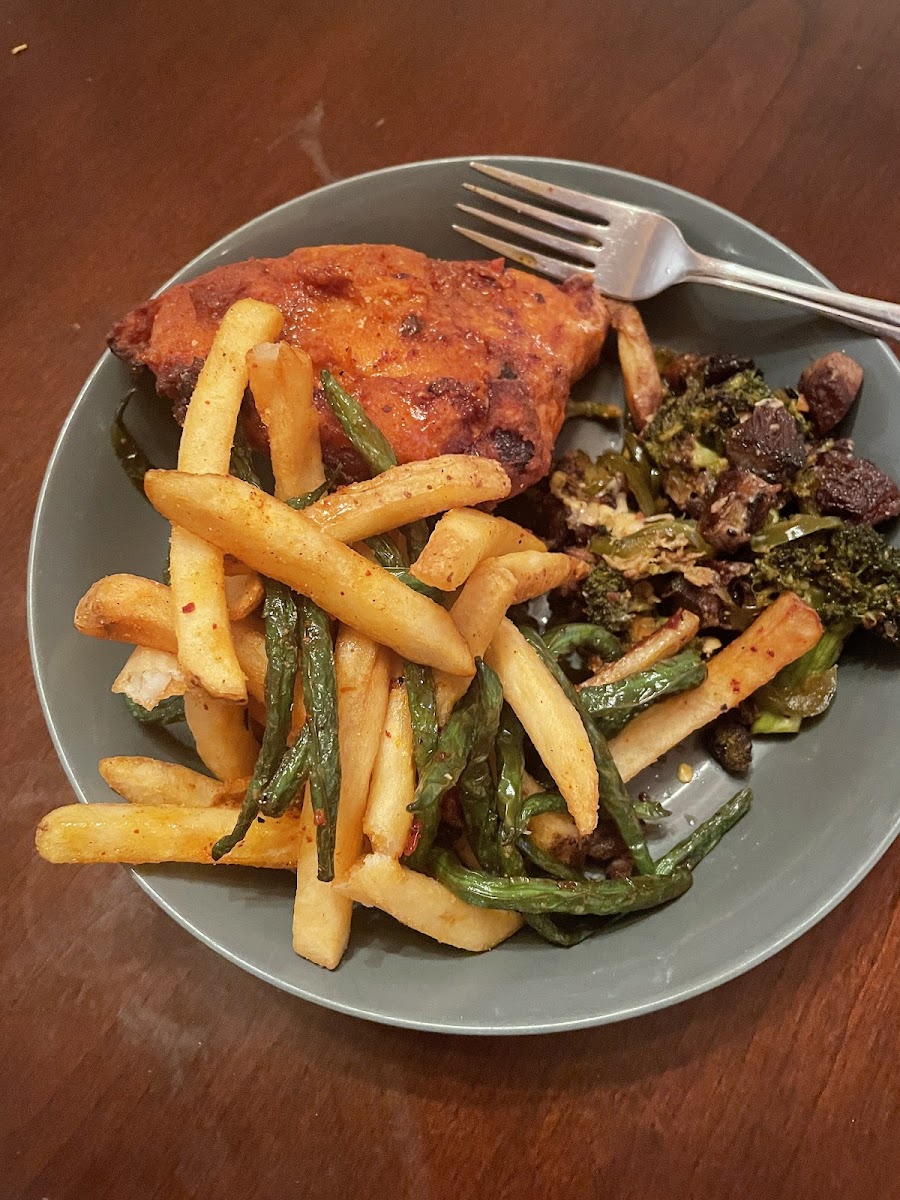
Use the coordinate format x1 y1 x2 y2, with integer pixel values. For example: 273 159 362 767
3 1 899 1195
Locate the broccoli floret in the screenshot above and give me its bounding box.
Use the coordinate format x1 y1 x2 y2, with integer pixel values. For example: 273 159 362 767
750 524 900 642
643 367 808 482
580 561 655 633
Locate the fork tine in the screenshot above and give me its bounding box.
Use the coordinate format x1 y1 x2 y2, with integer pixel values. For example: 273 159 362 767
469 161 638 224
451 225 592 282
456 203 602 266
462 183 604 240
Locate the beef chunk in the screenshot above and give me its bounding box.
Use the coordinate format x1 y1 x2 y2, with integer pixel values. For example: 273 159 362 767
813 440 900 525
724 402 806 483
664 576 726 629
799 352 863 435
702 353 756 387
699 468 780 553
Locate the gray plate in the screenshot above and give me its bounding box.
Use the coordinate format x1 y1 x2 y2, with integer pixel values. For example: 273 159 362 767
28 156 900 1035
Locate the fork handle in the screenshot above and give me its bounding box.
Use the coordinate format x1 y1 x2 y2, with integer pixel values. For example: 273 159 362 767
686 256 900 342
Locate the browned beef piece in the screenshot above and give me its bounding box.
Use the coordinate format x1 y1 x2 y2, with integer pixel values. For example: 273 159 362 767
661 352 755 395
665 576 726 628
812 440 900 525
799 352 863 435
699 468 780 553
724 402 806 482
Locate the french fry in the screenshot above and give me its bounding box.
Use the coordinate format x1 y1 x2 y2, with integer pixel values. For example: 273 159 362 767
292 629 392 969
111 646 186 711
75 575 176 654
433 552 589 722
76 573 263 656
608 301 662 431
99 756 245 807
305 456 511 545
363 680 416 858
170 299 284 702
35 804 299 868
229 616 268 702
607 591 822 781
497 550 589 604
246 342 323 500
411 507 547 590
338 854 523 952
183 686 260 782
145 470 476 677
580 610 700 688
223 571 264 620
433 560 519 723
485 619 599 836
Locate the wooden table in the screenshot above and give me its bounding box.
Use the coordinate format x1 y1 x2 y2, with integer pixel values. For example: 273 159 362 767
5 1 899 1195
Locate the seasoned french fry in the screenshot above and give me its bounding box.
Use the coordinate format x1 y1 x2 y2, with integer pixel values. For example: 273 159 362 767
607 592 822 781
35 804 299 868
229 616 268 702
170 299 284 702
75 573 267 659
145 470 476 677
411 507 547 590
608 301 662 431
100 756 245 807
338 853 523 952
223 571 264 620
183 686 260 782
305 456 511 545
485 619 599 836
497 550 589 605
247 342 323 500
434 552 590 721
363 680 416 857
75 575 176 654
433 560 519 723
292 629 392 969
580 610 700 688
111 646 186 710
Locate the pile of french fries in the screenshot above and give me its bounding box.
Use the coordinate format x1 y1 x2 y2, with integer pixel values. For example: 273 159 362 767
36 299 824 970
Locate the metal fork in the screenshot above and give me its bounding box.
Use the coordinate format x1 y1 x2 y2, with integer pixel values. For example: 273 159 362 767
454 162 900 342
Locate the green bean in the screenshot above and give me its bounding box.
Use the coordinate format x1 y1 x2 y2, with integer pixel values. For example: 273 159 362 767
229 430 261 488
365 533 439 771
518 790 567 832
403 661 439 773
299 599 341 881
112 392 156 498
211 580 300 860
496 708 525 854
258 725 311 817
543 623 622 663
123 695 185 725
404 685 480 870
321 370 430 559
321 370 398 474
458 663 504 874
655 789 752 876
634 797 670 822
565 399 621 423
430 849 692 916
286 482 328 510
519 626 655 875
580 649 707 738
517 787 664 832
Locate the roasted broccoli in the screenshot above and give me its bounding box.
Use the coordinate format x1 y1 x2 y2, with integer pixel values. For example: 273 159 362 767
580 561 656 634
750 523 900 642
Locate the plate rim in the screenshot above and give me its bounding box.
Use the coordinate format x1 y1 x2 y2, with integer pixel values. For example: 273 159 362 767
27 154 900 1034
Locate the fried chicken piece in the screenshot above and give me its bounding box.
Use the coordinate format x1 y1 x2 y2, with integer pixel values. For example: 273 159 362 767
109 244 610 496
